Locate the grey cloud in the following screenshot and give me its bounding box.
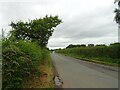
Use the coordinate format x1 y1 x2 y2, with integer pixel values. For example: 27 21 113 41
0 0 118 49
48 10 118 49
70 22 117 40
52 9 117 40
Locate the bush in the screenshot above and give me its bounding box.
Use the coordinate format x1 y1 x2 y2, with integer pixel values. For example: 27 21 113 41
16 40 42 65
2 40 44 89
56 43 120 65
2 15 61 89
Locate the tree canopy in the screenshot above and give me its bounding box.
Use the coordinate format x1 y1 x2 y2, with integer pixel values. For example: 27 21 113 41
66 44 86 48
114 8 120 24
114 1 120 24
10 15 62 47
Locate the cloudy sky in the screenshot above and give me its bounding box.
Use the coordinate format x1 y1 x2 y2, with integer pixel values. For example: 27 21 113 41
0 0 118 49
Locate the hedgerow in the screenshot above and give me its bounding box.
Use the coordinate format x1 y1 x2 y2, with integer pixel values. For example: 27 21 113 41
56 43 120 65
2 15 62 89
2 39 45 89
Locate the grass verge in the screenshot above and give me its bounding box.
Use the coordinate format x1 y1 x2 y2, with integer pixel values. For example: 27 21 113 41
24 53 54 88
60 53 119 67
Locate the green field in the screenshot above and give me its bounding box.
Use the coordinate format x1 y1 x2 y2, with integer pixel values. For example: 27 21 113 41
56 43 120 66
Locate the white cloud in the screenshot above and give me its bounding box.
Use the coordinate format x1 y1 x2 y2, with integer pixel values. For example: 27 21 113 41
0 0 118 49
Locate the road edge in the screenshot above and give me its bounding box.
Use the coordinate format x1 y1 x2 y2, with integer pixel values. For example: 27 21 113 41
52 62 63 88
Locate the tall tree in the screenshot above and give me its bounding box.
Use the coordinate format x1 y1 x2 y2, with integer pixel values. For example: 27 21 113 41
10 15 62 47
114 0 120 42
114 8 120 24
114 1 120 24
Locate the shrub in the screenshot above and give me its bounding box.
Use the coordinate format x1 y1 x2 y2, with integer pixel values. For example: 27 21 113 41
56 43 120 64
2 40 44 89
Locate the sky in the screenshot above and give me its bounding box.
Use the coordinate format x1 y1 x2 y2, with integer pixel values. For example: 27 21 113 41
0 0 118 49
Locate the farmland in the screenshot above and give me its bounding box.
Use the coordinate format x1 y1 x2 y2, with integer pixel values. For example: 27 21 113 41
56 43 120 66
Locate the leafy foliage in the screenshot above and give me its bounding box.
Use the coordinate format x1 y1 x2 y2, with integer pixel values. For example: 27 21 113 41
56 43 120 65
2 39 44 89
114 8 120 24
10 15 62 47
66 44 86 48
2 15 62 89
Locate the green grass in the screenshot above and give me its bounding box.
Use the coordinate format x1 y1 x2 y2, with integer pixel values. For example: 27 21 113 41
23 51 54 88
56 44 120 67
62 53 119 66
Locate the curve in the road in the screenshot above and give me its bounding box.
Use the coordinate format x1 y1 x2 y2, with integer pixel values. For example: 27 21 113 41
51 53 118 88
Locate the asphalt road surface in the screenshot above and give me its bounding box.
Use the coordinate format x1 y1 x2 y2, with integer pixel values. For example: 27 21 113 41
51 53 118 88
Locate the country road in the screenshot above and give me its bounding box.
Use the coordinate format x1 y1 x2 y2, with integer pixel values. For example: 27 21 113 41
51 53 118 88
